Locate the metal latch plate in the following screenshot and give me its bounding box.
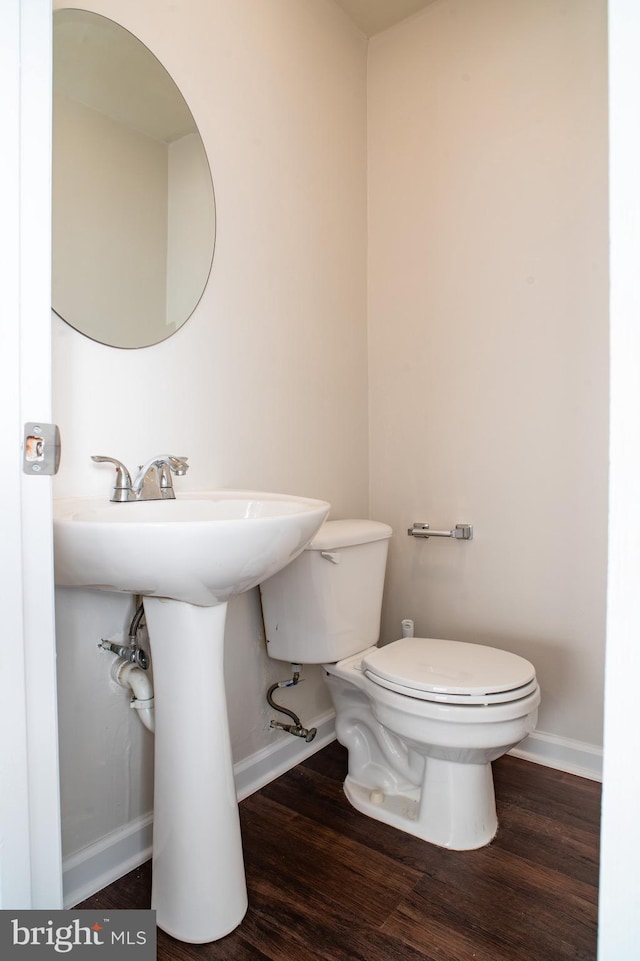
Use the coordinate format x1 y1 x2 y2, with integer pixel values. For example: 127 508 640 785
23 422 61 475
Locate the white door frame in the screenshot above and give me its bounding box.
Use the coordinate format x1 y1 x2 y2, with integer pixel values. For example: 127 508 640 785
0 0 62 908
598 0 640 955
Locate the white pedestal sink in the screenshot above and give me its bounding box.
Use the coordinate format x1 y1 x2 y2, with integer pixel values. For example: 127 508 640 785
54 490 330 942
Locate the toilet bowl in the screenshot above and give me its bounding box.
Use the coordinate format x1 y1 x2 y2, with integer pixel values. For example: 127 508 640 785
259 519 540 850
324 642 539 848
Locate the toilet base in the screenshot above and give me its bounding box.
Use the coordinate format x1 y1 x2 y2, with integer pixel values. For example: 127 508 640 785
343 755 498 850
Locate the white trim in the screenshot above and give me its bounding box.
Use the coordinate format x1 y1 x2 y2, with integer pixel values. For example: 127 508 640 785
0 0 62 910
19 0 63 906
63 814 155 909
0 0 32 904
63 712 337 907
599 1 640 956
509 730 602 783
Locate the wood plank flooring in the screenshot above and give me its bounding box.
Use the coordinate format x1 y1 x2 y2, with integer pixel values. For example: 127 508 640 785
77 742 600 961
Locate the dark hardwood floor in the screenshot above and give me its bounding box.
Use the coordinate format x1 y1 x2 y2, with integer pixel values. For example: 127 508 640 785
77 742 600 961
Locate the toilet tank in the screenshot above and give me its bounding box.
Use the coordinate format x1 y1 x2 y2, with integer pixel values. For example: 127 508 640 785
259 519 392 664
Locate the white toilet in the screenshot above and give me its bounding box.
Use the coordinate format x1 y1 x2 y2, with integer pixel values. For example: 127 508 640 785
259 519 541 851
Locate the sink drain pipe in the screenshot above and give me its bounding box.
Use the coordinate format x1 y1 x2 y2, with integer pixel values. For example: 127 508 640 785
267 664 317 742
112 659 155 733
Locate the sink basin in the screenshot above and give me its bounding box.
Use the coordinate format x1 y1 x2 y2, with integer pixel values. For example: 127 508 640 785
54 489 330 605
53 488 330 943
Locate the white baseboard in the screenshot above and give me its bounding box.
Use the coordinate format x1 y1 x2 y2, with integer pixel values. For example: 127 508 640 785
62 711 337 908
509 729 603 782
63 717 601 907
62 812 154 909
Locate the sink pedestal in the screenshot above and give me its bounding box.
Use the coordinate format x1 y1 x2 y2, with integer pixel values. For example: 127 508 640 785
143 597 248 943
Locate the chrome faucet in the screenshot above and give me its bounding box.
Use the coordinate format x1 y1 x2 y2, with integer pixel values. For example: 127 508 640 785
132 455 189 500
92 454 189 502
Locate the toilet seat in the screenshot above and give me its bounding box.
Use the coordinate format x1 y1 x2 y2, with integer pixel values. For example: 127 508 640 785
362 637 537 706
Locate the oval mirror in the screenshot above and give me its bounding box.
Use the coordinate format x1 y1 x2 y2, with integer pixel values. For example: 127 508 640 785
52 10 216 349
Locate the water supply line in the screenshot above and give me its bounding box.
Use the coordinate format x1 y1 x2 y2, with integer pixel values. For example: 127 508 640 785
99 602 149 669
267 664 317 742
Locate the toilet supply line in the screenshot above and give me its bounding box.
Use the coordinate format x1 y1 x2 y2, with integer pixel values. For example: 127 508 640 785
266 665 317 742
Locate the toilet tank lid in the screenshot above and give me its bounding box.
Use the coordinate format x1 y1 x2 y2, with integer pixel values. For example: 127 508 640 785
307 519 392 550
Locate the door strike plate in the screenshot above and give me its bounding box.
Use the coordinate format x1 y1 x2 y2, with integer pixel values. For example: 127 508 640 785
23 422 61 475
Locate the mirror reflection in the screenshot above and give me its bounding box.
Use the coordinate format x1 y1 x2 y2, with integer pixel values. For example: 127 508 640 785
52 10 216 348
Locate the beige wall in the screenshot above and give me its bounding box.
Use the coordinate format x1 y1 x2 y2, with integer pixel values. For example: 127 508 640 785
52 0 368 860
368 0 608 746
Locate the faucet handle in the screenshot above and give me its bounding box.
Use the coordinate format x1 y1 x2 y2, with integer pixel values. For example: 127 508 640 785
156 456 189 496
91 456 133 502
166 456 189 475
